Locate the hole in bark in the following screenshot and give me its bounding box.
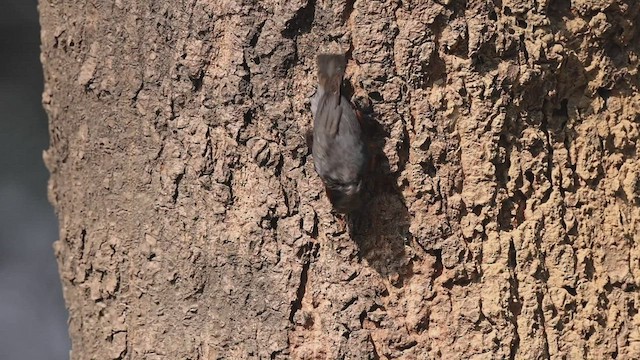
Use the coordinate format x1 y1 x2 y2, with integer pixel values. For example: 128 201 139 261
597 87 611 109
585 326 595 340
431 249 443 280
421 161 437 177
519 34 529 62
508 239 517 268
443 276 473 289
243 110 253 126
584 256 595 280
397 127 410 173
629 301 638 317
563 286 577 296
529 138 544 157
397 340 418 350
190 71 204 92
374 75 388 82
341 296 357 311
172 172 184 203
541 187 552 204
269 216 279 229
368 91 383 102
524 170 534 183
498 200 514 230
359 310 367 326
249 28 260 47
597 87 611 99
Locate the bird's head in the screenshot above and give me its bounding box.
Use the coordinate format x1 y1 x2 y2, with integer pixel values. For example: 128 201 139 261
324 179 364 213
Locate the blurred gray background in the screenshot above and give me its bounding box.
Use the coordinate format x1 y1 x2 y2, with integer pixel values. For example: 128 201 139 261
0 0 70 358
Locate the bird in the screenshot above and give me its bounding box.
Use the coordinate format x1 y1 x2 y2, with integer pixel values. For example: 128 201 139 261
309 54 369 213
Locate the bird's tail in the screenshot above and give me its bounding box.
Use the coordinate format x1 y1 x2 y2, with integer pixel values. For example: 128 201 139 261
316 54 346 96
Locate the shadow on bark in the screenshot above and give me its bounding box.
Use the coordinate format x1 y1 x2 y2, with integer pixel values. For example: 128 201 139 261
346 101 413 285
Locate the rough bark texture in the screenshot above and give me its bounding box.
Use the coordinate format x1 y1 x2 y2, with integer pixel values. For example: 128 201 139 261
40 0 640 358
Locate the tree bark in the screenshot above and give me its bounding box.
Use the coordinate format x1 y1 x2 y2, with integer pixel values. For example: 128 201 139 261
40 0 640 358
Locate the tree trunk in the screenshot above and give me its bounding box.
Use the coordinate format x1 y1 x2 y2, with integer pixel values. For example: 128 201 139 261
40 0 640 358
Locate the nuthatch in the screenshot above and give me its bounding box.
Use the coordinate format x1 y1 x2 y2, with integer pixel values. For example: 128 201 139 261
310 54 369 213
